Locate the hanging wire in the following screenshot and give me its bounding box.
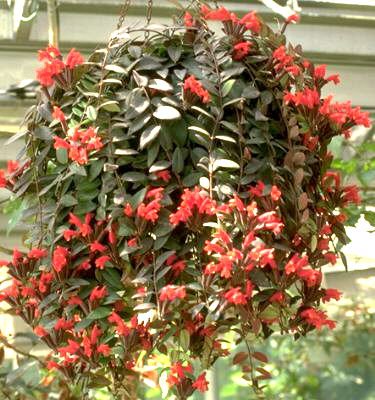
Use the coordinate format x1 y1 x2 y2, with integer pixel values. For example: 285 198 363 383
144 0 154 40
116 0 132 31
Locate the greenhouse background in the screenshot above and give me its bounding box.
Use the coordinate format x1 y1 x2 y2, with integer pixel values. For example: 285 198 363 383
0 0 374 399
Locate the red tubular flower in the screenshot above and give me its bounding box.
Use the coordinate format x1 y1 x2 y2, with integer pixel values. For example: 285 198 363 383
169 187 216 226
200 5 210 18
97 343 111 356
192 372 209 393
52 246 70 272
34 325 48 337
285 254 309 275
273 45 295 74
323 252 337 265
183 75 211 104
322 288 342 303
285 64 301 77
82 336 92 357
0 260 10 268
159 285 186 302
39 272 54 293
67 295 83 306
204 240 225 255
78 259 91 271
319 96 371 128
171 260 186 275
90 324 102 344
69 145 88 165
108 312 130 336
54 318 74 331
7 160 20 175
314 64 327 79
239 11 261 33
123 203 133 217
258 247 277 269
242 231 255 249
256 211 284 235
36 57 65 86
137 187 164 223
214 229 231 245
155 169 171 182
52 106 66 122
167 362 192 386
54 127 103 165
12 248 23 265
65 48 84 69
249 180 265 197
27 248 48 259
108 225 117 245
137 200 162 222
327 74 340 85
38 45 61 61
184 11 195 27
270 291 285 303
0 170 7 187
63 229 78 242
95 255 111 269
318 238 330 251
284 88 320 109
127 238 138 247
303 132 319 150
53 136 70 150
301 308 336 330
322 171 341 191
90 241 107 253
58 339 80 358
270 185 281 201
342 185 361 205
203 6 233 21
297 268 322 287
232 42 252 61
228 194 246 212
166 255 186 276
320 224 332 236
224 287 248 305
89 285 108 302
205 255 233 278
286 13 300 24
46 360 60 370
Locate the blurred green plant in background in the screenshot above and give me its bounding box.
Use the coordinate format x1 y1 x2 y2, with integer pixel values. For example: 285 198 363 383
329 126 375 230
213 299 375 400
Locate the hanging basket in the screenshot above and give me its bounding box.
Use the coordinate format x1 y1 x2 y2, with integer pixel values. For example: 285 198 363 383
0 1 370 398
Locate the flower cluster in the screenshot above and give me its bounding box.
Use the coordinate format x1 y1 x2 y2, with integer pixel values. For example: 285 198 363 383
52 109 104 165
201 5 261 34
183 75 211 104
319 96 371 128
36 45 84 87
273 45 301 77
137 187 164 223
232 41 252 61
0 160 21 189
169 187 217 226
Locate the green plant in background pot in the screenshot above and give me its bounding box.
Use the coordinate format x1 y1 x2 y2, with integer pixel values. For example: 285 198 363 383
0 1 371 399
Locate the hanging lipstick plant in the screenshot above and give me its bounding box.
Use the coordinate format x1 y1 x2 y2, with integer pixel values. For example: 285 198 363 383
0 1 370 398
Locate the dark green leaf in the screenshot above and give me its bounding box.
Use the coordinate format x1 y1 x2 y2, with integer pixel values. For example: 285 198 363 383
153 106 181 120
140 125 161 149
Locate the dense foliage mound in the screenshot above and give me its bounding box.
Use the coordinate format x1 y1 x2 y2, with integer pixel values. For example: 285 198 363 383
0 3 370 399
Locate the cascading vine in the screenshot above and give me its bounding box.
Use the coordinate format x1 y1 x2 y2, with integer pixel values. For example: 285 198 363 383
0 1 370 399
